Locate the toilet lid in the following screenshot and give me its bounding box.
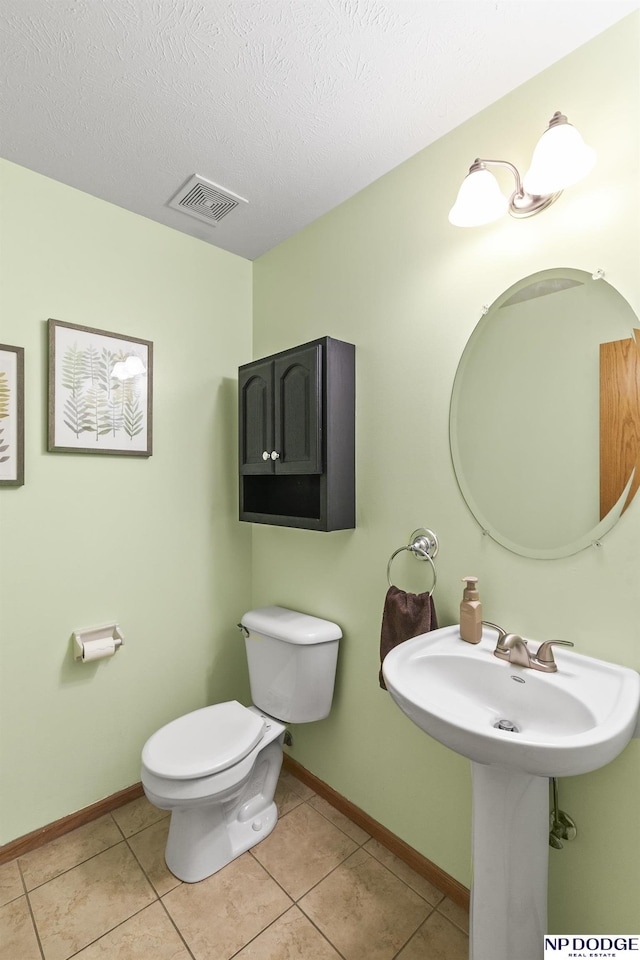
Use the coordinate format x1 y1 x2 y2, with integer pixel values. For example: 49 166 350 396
142 701 266 780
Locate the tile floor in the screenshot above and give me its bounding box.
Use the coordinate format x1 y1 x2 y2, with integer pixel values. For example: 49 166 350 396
0 769 469 960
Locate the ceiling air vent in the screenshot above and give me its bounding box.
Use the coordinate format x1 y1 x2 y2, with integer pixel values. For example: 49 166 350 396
168 175 247 227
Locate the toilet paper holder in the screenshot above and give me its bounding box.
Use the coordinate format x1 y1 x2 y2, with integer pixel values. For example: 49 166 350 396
73 623 124 662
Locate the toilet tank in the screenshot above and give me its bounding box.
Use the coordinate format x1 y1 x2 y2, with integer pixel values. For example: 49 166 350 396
240 606 342 723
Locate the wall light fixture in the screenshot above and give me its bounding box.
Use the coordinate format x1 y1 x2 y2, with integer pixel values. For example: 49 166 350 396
448 111 595 227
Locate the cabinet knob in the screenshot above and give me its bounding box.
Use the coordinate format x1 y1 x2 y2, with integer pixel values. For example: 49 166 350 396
262 451 270 461
271 450 280 460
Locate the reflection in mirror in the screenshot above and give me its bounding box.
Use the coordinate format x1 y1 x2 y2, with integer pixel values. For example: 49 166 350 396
450 268 640 558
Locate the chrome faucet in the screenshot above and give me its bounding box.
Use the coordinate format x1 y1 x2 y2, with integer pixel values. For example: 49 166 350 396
482 621 574 673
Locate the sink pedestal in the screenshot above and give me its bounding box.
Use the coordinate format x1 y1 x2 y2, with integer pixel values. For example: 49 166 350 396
470 763 548 960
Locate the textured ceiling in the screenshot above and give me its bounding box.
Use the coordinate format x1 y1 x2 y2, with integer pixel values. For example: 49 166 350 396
1 1 638 259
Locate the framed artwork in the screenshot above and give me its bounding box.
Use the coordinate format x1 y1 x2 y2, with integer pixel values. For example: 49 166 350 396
0 343 25 486
48 319 153 457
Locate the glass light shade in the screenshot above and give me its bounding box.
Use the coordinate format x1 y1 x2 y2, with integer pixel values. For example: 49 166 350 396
448 169 509 227
523 122 595 196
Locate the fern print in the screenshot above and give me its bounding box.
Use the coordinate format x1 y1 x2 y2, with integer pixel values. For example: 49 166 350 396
83 344 101 385
61 343 91 437
0 370 8 419
50 321 151 455
0 372 9 460
63 391 91 437
1 345 24 484
123 393 144 439
113 353 146 438
61 343 84 391
85 381 110 442
59 343 139 440
0 423 9 464
102 392 124 437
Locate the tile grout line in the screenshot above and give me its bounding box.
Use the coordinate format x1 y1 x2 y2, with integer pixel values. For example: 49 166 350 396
44 848 159 960
18 836 132 895
250 799 428 959
291 798 446 913
286 790 374 852
109 810 127 842
283 799 447 960
250 792 447 958
34 834 179 960
250 831 436 960
290 905 350 960
16 859 46 960
391 910 437 960
306 795 373 848
390 904 470 960
247 846 298 905
122 832 198 960
157 895 198 960
34 816 195 960
291 845 437 947
433 900 469 936
363 843 446 910
302 793 469 936
245 799 358 958
62 903 159 960
296 784 458 917
14 812 131 895
19 812 164 960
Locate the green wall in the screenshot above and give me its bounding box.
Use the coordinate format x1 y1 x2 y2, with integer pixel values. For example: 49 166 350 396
0 12 638 939
252 15 640 935
0 160 254 842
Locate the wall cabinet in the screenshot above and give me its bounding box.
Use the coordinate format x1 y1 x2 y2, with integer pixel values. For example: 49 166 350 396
239 336 355 530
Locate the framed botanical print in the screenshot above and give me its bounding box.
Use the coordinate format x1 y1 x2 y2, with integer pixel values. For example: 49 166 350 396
48 319 153 457
0 343 25 486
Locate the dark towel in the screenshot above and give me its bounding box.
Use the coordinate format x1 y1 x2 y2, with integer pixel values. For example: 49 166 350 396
379 585 438 689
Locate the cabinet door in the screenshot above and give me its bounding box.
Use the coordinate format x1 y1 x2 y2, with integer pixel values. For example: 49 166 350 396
239 359 274 475
273 343 322 474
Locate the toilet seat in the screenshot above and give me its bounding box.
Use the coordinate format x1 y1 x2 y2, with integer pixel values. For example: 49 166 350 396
142 701 265 780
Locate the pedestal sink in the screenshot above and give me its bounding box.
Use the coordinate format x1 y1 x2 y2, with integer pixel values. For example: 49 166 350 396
382 625 640 960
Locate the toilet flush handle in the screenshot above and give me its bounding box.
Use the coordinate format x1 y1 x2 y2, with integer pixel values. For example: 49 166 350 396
236 623 250 639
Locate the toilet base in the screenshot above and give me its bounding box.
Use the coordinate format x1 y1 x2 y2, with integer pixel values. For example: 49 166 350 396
162 735 284 883
166 799 279 883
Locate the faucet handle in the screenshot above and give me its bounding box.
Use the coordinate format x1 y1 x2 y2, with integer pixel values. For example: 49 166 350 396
482 621 507 646
535 639 574 664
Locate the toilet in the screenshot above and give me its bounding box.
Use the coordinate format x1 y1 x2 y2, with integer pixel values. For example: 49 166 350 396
141 606 341 883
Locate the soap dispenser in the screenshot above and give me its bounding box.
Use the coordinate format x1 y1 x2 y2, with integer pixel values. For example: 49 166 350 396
460 576 482 644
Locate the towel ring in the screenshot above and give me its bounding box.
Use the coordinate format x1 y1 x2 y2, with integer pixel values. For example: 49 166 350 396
387 528 438 595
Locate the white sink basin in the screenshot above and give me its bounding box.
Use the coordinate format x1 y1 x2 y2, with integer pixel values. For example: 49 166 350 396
382 624 640 777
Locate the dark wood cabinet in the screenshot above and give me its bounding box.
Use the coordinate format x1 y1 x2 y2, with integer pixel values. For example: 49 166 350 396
239 337 355 530
240 342 322 476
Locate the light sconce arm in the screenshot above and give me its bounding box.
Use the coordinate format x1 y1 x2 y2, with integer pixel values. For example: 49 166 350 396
471 157 561 220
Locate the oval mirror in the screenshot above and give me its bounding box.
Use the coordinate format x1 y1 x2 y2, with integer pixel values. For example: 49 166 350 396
450 268 640 558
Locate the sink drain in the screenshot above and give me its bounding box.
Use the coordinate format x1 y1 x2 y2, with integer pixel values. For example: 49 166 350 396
494 718 520 733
